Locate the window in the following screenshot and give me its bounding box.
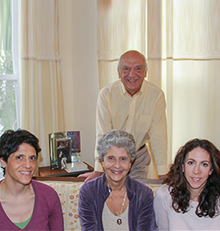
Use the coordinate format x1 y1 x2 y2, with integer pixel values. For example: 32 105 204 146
0 0 19 134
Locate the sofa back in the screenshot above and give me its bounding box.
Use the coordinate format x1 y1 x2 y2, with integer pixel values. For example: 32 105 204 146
37 179 162 231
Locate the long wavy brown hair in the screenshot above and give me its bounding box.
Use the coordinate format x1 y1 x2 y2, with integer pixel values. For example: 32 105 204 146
164 138 220 218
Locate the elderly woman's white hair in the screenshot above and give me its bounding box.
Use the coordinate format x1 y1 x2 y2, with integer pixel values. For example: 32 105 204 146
97 129 136 162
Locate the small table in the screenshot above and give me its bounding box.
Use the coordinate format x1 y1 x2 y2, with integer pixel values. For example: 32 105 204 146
38 162 94 178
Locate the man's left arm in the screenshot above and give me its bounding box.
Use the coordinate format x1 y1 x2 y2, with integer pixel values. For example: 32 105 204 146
148 91 167 177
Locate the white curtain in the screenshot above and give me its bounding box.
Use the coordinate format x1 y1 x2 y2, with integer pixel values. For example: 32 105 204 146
163 0 220 162
19 0 65 168
97 0 220 177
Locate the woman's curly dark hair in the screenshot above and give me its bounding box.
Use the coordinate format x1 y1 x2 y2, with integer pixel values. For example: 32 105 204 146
164 138 220 218
0 129 41 174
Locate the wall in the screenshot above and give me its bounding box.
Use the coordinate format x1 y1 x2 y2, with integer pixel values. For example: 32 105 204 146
59 0 99 167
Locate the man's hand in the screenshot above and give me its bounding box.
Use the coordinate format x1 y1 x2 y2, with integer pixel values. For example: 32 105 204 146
77 171 103 183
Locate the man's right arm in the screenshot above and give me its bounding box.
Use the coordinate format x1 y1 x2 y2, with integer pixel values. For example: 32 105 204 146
77 171 103 183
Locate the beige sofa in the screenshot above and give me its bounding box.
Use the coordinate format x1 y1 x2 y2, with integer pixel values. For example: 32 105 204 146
35 177 162 231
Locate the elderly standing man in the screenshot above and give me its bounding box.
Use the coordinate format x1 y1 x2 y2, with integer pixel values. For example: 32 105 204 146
79 50 167 182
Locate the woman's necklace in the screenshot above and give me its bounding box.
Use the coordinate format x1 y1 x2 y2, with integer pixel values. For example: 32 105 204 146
108 188 127 225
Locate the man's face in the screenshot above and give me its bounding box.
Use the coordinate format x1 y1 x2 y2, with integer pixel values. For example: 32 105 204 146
118 51 147 96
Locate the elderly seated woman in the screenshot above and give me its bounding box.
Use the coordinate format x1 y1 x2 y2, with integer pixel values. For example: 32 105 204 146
78 129 156 231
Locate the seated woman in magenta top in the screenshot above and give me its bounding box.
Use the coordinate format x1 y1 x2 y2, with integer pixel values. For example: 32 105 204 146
0 129 64 230
154 138 220 230
78 129 156 231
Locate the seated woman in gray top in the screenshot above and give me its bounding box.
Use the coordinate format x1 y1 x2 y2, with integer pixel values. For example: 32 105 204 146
78 129 156 231
154 138 220 230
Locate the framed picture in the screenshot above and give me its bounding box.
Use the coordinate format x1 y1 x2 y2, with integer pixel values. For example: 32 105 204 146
49 132 72 169
49 132 63 169
49 131 81 169
66 131 81 152
56 137 72 169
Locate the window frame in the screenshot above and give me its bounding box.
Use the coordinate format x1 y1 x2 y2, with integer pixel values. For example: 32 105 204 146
0 0 20 130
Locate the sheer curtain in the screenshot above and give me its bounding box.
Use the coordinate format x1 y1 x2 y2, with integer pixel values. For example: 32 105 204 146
97 0 220 177
19 0 65 167
163 0 220 162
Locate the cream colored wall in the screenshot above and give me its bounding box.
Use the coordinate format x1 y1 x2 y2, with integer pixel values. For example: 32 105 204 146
59 0 99 167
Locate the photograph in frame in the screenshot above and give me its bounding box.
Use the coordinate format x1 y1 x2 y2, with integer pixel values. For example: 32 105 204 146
49 132 65 169
56 137 72 169
66 131 81 152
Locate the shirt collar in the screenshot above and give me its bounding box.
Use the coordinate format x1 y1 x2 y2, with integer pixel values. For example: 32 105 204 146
120 79 146 97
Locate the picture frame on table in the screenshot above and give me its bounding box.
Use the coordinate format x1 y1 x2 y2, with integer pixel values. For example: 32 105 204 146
49 132 72 170
66 131 81 152
56 137 72 169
